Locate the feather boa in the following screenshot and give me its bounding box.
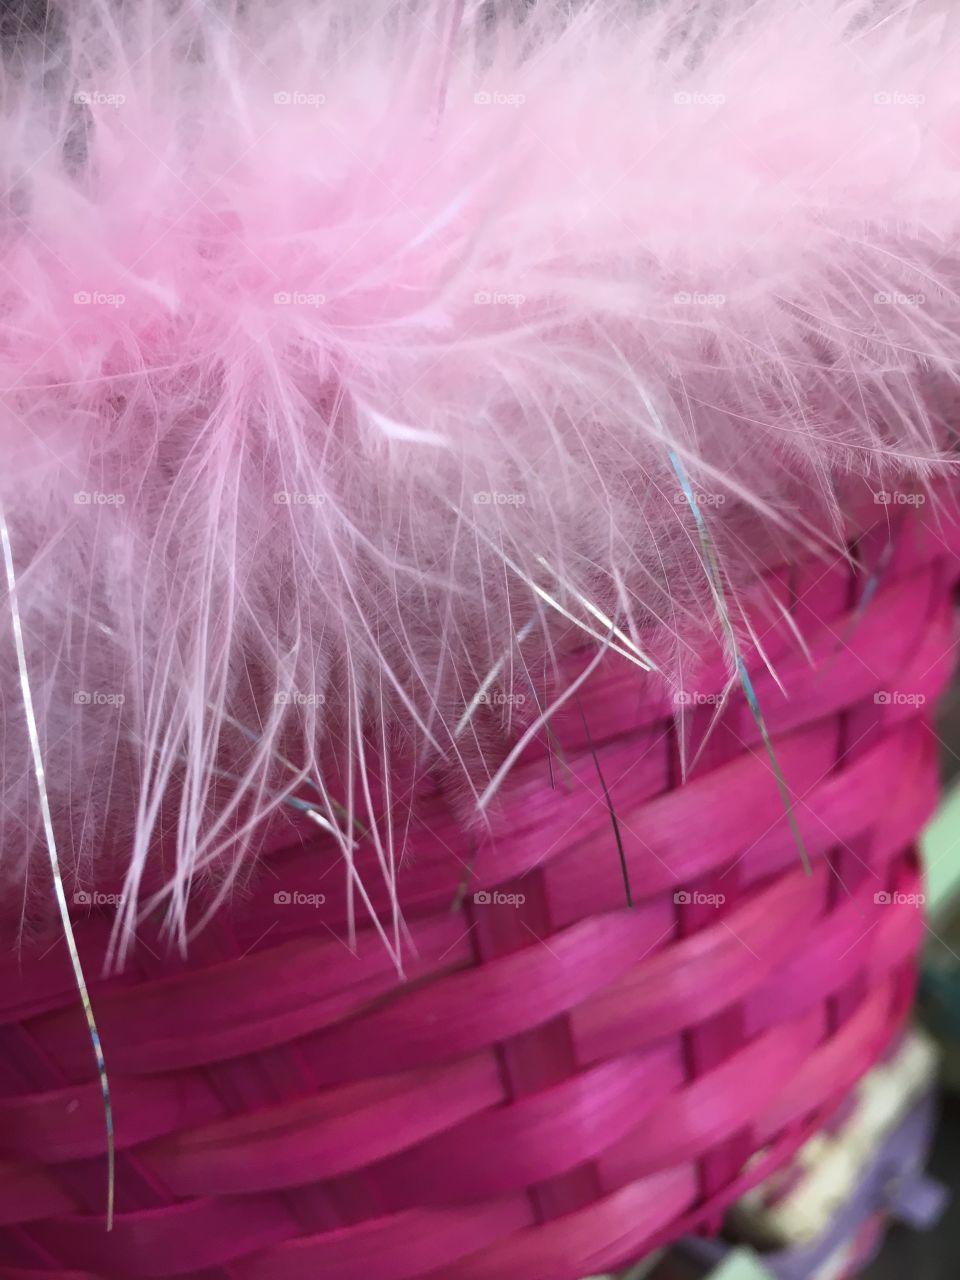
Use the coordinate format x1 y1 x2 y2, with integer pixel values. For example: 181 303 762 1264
0 0 957 948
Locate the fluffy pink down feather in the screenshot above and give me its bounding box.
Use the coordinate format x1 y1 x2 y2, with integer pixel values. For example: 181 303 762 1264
0 0 957 950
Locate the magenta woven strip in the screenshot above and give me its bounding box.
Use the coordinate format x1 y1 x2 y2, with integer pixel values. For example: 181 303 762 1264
0 506 956 1279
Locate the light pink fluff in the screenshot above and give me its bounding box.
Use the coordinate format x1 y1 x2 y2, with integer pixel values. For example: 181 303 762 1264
0 0 957 951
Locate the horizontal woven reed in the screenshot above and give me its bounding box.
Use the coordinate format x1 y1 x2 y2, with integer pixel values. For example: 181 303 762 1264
0 505 957 1280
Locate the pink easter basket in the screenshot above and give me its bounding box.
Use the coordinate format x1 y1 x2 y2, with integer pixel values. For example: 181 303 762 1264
0 502 957 1280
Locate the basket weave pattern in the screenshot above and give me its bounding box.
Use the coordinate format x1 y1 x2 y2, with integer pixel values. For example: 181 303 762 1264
0 507 957 1280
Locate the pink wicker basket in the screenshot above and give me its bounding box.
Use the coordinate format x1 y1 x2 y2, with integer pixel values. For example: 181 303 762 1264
0 503 957 1280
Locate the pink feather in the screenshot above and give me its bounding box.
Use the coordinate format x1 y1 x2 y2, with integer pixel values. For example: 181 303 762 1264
0 0 957 950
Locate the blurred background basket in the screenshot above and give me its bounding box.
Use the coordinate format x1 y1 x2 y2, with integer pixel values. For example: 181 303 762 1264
678 1028 948 1280
0 502 958 1280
